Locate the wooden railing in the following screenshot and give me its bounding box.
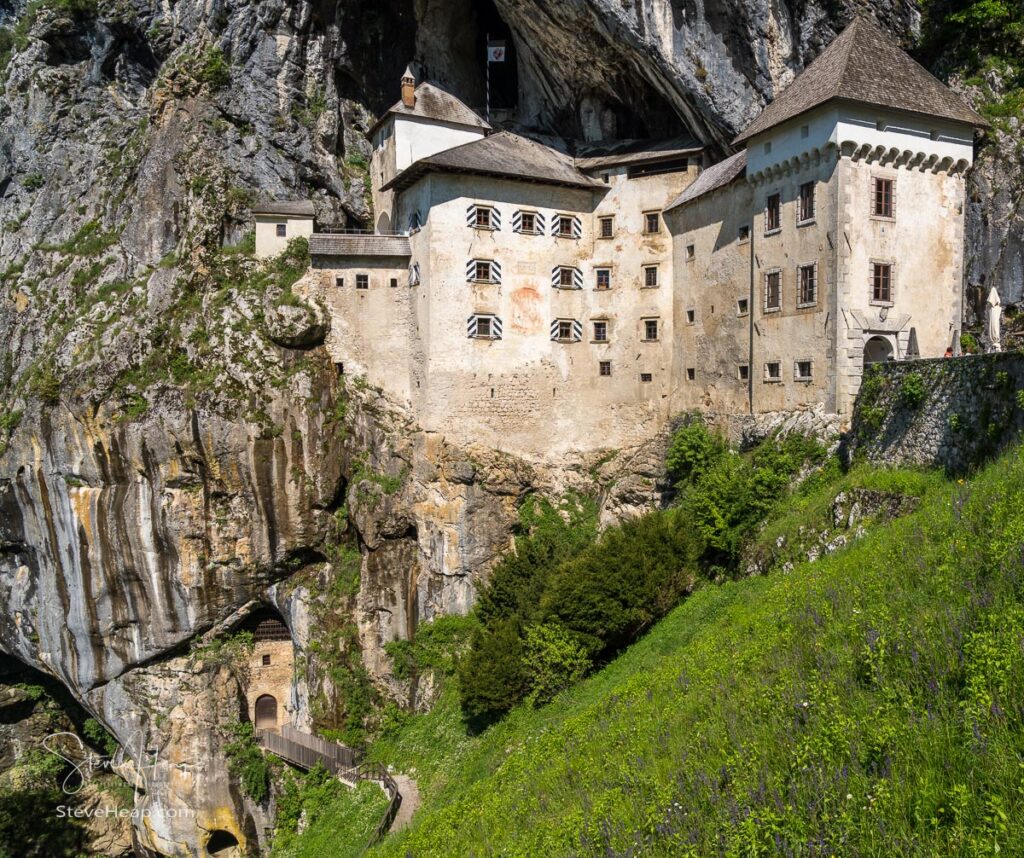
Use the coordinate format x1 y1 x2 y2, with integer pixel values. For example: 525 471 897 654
257 727 402 843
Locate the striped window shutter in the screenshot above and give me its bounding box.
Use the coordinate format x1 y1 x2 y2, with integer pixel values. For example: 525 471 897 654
466 259 501 283
466 205 500 229
572 319 582 341
467 315 479 338
491 315 503 339
491 260 502 283
535 212 546 234
466 259 476 281
468 315 503 339
466 204 477 227
572 216 582 239
408 262 420 286
491 208 501 230
550 267 584 289
549 319 561 340
549 217 558 237
511 210 522 232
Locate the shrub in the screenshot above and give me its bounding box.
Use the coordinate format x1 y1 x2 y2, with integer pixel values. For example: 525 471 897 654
961 332 979 354
665 418 727 487
522 624 590 707
197 46 231 89
21 172 44 190
899 371 927 408
224 721 271 803
458 619 529 720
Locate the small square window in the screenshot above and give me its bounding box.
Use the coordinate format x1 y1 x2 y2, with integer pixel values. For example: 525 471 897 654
643 319 659 341
640 372 653 383
763 141 772 154
686 367 695 381
644 212 661 234
738 364 750 381
873 178 894 218
335 276 344 288
800 124 809 139
643 266 659 288
737 298 749 316
798 264 817 306
390 277 398 288
765 361 781 382
599 216 614 238
475 260 492 282
475 207 492 229
798 182 815 223
686 309 695 325
356 274 369 290
262 654 271 666
765 270 781 311
477 317 492 338
765 193 781 233
595 268 611 290
276 223 287 238
599 360 612 376
685 244 695 260
558 267 575 288
557 215 574 237
738 225 750 243
520 212 536 234
872 262 893 303
558 320 573 340
795 359 813 381
593 320 608 342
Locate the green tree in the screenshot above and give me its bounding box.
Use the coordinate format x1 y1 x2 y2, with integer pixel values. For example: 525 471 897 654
458 619 529 721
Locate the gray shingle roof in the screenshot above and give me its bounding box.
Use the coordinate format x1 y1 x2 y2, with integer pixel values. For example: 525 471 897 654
733 17 988 145
253 200 315 216
574 135 704 171
369 82 491 136
383 131 604 192
665 151 747 210
309 233 411 257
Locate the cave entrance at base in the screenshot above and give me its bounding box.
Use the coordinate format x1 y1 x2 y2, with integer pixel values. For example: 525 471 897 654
864 335 895 365
255 695 278 730
206 829 240 857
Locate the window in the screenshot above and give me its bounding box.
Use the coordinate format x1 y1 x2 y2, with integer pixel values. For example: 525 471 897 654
738 364 750 381
872 262 893 303
467 204 500 230
765 194 781 233
557 215 574 237
467 314 502 339
558 320 573 340
466 258 501 284
798 182 815 223
520 212 536 234
334 276 344 288
599 360 612 376
795 359 813 381
477 317 493 338
764 270 781 311
800 124 809 139
640 372 653 383
764 361 781 382
559 268 574 288
599 216 614 238
595 268 611 290
643 319 659 341
356 274 369 290
475 260 492 282
390 277 398 288
276 223 287 238
408 262 421 286
549 318 582 342
592 320 608 342
764 141 772 154
873 178 894 218
643 266 659 288
686 367 695 381
644 212 661 234
798 263 817 306
686 309 695 325
738 225 750 243
262 654 271 666
474 206 493 229
601 172 610 184
737 298 749 316
685 244 695 260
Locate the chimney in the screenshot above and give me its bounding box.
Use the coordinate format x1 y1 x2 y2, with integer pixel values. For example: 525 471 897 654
401 66 416 108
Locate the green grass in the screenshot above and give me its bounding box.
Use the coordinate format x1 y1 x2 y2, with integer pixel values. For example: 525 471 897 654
316 446 1024 856
271 780 390 858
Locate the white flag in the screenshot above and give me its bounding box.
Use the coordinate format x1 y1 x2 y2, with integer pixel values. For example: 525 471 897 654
487 41 507 62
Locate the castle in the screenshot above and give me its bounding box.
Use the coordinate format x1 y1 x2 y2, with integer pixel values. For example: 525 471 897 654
258 18 987 457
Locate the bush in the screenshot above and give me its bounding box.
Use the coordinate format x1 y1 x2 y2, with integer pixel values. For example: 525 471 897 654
197 46 231 89
522 623 591 707
458 619 529 720
899 371 927 408
224 721 271 804
665 418 727 487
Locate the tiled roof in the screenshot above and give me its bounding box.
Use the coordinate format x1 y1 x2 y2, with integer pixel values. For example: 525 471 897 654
383 131 604 192
309 233 411 257
253 200 315 216
369 82 491 136
665 151 747 210
574 135 704 170
733 17 988 144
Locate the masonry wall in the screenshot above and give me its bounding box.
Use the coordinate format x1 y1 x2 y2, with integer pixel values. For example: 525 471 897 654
843 354 1024 472
247 638 295 729
255 214 314 259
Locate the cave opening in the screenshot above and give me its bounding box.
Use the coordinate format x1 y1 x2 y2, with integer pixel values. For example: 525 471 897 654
475 0 518 119
205 829 240 857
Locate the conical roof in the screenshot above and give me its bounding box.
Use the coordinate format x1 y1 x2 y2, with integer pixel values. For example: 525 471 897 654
733 17 987 144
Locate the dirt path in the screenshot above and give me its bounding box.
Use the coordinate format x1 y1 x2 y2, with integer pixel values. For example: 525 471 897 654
390 774 421 831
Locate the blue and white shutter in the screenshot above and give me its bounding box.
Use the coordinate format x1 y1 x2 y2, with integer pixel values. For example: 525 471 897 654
466 259 502 283
551 266 584 289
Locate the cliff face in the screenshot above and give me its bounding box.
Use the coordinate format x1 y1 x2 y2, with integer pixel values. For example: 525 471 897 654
0 0 1019 855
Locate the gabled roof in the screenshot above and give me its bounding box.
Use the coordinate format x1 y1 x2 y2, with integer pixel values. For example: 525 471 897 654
574 135 703 171
253 200 315 217
382 131 605 192
665 151 747 210
733 17 988 145
369 82 491 137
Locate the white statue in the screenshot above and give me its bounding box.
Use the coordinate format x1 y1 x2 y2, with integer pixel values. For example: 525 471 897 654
986 287 1003 353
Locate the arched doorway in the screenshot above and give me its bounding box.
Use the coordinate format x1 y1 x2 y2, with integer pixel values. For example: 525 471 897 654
864 336 894 365
254 695 278 730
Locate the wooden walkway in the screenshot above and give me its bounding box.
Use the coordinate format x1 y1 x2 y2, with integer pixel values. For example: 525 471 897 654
257 725 404 844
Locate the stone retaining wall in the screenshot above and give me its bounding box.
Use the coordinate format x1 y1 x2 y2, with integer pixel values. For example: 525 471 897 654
842 353 1024 472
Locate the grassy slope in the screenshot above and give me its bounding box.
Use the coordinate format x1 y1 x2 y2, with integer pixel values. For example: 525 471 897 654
270 780 389 858
337 452 1024 856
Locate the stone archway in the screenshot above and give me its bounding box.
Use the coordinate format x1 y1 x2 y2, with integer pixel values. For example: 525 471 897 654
864 335 894 365
254 694 278 730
